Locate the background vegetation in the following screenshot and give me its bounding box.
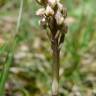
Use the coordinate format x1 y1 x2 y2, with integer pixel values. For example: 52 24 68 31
0 0 96 96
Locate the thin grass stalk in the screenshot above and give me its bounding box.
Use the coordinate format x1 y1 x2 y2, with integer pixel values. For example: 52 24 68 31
0 42 16 96
0 0 23 95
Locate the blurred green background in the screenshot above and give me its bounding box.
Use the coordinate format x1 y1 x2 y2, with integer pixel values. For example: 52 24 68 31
0 0 96 96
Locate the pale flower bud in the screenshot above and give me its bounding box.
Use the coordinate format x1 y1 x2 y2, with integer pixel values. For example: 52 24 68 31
46 5 54 16
48 0 57 8
59 17 64 25
55 10 64 25
57 3 67 18
57 2 63 12
40 17 47 29
36 8 45 16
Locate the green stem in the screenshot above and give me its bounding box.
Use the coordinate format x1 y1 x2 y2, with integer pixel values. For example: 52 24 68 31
51 35 60 96
0 53 13 96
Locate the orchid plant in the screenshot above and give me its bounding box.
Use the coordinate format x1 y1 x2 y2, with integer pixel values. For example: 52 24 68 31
36 0 68 95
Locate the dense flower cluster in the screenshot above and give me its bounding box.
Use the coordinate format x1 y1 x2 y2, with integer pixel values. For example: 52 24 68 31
36 0 68 45
36 0 68 95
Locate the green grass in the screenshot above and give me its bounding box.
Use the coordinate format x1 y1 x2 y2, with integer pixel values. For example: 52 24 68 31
0 0 96 96
0 0 23 95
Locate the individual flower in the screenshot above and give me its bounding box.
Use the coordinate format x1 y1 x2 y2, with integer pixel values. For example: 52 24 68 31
48 0 57 8
55 10 64 25
45 5 54 16
36 8 45 16
40 17 47 29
